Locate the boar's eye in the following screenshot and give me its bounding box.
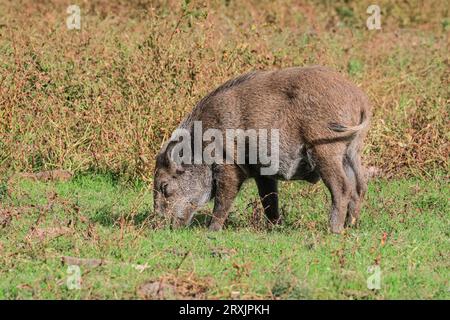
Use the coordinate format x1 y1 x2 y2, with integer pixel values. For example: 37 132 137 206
161 183 171 198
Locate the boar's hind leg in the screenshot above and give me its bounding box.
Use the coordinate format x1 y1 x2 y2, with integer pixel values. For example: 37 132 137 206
209 165 246 231
255 177 280 225
314 145 351 234
344 152 367 227
343 159 358 227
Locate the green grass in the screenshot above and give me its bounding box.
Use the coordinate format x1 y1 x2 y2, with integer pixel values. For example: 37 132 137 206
0 174 448 299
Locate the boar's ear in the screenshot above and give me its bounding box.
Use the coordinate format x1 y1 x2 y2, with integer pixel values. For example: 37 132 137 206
164 139 185 173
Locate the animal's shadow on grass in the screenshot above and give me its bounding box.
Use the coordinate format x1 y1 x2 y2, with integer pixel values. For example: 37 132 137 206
90 205 154 227
88 205 309 232
90 206 214 230
72 169 124 187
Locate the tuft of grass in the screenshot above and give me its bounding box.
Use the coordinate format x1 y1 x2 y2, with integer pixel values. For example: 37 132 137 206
442 18 450 31
347 59 364 76
0 174 448 299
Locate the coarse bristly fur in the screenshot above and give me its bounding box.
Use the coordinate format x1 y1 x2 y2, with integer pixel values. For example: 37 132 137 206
154 65 371 234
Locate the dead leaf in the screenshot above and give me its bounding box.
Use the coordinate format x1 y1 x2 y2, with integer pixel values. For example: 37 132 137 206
7 170 73 194
62 256 105 268
230 290 241 299
381 232 388 246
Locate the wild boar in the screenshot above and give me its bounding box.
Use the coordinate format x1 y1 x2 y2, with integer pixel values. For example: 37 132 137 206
153 66 371 233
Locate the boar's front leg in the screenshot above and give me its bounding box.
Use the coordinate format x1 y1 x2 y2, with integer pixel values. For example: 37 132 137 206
255 176 280 225
209 165 246 231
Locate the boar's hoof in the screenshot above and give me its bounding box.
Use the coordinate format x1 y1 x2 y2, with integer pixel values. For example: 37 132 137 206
330 223 345 234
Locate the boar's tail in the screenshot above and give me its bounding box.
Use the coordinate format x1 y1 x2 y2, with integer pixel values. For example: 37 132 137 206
328 110 369 135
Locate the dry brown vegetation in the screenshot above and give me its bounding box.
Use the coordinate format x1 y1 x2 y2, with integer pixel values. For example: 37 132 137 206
0 0 448 180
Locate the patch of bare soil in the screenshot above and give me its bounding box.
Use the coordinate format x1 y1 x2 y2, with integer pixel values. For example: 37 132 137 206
137 273 213 300
6 170 73 195
61 255 150 272
11 170 73 183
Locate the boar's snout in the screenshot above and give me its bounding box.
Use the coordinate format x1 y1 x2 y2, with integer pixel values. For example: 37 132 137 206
153 139 213 228
153 193 192 228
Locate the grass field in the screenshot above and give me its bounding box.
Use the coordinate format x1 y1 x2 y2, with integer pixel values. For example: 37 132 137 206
0 173 448 299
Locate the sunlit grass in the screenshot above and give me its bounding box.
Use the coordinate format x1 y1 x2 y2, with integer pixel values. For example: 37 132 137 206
0 174 448 299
